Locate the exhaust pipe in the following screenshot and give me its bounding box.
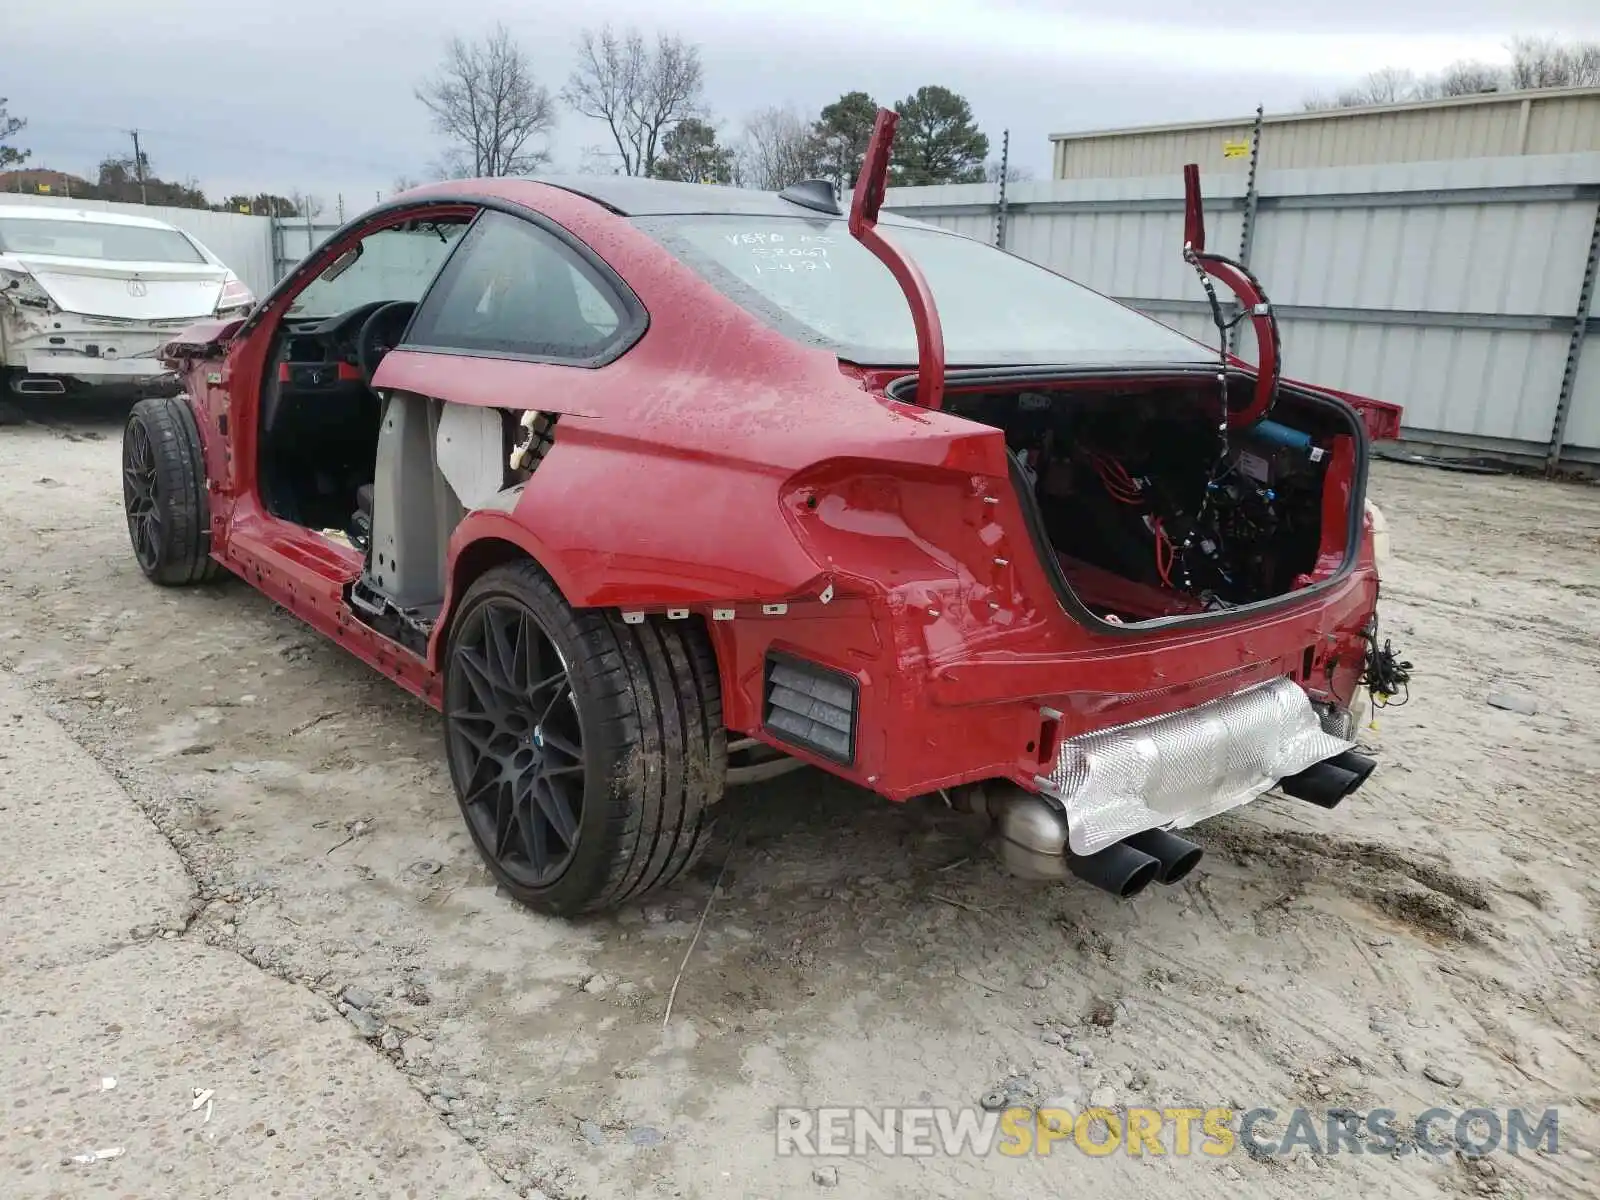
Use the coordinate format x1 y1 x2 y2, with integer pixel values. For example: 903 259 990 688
1279 762 1357 808
1123 828 1204 885
1066 841 1162 897
1327 749 1378 790
953 783 1161 897
14 376 66 395
1278 750 1377 809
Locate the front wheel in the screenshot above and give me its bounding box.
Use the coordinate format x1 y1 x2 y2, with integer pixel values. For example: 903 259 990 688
443 562 726 916
122 395 222 585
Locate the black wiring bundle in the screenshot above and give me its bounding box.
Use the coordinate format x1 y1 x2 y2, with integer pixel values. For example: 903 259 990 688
1360 626 1413 707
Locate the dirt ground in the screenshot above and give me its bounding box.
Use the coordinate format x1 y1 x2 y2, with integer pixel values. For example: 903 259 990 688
1 396 1597 1199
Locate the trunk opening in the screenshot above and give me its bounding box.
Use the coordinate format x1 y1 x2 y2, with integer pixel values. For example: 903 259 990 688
893 368 1367 631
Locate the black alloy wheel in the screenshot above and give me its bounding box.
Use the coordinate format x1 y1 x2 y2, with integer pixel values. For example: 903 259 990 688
121 395 222 586
123 417 163 574
443 562 727 916
446 598 586 887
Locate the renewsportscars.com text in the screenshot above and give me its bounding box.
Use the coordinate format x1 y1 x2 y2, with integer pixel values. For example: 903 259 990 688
775 1105 1561 1158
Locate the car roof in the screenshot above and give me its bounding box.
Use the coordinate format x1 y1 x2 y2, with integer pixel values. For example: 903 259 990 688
0 203 189 233
526 175 927 227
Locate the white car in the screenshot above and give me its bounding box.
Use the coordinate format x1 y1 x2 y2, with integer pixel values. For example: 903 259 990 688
0 205 255 398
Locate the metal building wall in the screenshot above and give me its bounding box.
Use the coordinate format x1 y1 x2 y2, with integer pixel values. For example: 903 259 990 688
0 193 279 299
886 152 1600 470
271 218 344 281
1051 87 1600 180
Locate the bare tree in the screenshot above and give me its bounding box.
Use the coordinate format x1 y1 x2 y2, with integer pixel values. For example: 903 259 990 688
577 144 625 176
563 25 704 176
1310 35 1600 110
736 106 825 191
430 152 477 181
1510 36 1600 89
417 23 556 177
1352 67 1418 106
1426 60 1505 97
289 191 326 221
1304 69 1417 111
985 160 1034 184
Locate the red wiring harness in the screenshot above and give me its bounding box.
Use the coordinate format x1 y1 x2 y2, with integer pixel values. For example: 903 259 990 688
1090 453 1143 505
1088 451 1179 587
1152 518 1176 588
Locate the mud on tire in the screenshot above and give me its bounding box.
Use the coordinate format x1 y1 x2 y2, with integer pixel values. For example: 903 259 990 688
122 395 223 586
443 561 727 916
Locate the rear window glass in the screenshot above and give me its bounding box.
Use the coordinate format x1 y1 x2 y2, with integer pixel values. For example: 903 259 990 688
0 218 205 264
633 214 1208 368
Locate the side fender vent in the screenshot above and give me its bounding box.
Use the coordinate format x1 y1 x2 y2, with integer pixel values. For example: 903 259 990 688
763 651 858 765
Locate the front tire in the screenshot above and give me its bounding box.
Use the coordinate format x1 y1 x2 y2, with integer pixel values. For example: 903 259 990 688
443 562 726 916
122 395 221 585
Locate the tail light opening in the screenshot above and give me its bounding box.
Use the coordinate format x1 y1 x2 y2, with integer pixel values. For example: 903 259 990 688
215 275 255 318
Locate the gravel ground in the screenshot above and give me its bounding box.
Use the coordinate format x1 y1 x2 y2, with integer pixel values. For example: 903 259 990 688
1 662 517 1200
1 396 1597 1199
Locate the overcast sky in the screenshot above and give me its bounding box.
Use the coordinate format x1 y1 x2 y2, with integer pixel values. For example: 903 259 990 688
7 0 1599 205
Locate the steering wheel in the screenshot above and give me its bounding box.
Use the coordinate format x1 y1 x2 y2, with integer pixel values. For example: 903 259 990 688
356 301 418 386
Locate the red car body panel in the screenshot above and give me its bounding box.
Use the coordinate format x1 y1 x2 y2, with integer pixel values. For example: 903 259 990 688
162 147 1397 803
847 109 947 411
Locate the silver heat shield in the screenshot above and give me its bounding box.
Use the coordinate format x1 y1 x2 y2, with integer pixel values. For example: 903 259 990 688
1038 676 1354 856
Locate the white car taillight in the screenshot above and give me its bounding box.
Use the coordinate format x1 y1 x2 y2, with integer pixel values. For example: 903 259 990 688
215 275 255 318
0 267 55 311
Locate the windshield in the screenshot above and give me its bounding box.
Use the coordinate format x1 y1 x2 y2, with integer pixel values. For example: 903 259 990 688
633 214 1209 368
0 217 206 264
288 220 469 319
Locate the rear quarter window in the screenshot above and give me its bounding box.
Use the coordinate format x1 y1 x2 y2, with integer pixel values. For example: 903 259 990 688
406 211 628 362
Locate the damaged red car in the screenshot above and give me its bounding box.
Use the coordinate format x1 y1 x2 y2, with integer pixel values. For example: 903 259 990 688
122 110 1407 915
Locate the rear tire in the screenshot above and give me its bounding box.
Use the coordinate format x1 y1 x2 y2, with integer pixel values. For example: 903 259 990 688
122 395 222 586
0 369 20 425
443 561 726 916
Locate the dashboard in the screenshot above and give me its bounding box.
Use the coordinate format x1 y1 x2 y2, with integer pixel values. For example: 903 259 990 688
274 301 415 392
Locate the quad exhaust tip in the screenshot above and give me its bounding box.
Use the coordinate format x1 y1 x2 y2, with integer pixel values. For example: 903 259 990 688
1123 828 1205 886
956 783 1202 897
1066 840 1162 897
956 750 1377 894
1278 750 1378 809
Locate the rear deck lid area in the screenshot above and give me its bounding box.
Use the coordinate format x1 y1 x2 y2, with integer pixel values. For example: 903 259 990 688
0 215 226 320
18 257 227 321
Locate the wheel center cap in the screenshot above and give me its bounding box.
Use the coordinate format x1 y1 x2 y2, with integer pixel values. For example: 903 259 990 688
531 726 544 749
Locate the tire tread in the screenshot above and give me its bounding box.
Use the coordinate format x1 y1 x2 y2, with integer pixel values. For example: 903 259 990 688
446 560 726 915
124 395 222 586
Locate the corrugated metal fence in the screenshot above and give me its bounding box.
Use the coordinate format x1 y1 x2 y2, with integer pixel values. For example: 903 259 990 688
271 217 344 285
9 160 1600 470
887 152 1600 470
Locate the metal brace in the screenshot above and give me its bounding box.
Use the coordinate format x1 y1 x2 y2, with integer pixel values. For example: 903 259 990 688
1547 196 1600 473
